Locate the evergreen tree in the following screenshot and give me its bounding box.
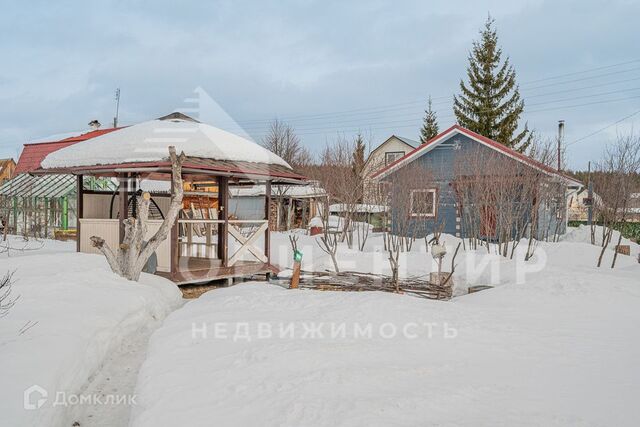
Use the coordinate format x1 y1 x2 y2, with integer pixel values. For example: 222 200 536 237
352 133 366 177
453 16 532 152
352 133 367 202
420 96 439 144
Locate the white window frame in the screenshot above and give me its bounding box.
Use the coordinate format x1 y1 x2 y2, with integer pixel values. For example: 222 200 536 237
409 189 437 217
385 151 405 166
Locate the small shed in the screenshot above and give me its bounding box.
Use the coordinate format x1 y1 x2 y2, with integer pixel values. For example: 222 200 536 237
37 112 306 284
230 182 327 230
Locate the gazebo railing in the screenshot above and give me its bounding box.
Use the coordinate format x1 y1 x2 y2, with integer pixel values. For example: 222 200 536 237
177 219 268 268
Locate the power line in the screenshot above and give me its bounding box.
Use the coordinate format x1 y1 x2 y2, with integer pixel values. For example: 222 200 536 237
239 88 640 134
565 108 640 147
229 63 640 126
248 97 640 138
520 59 640 85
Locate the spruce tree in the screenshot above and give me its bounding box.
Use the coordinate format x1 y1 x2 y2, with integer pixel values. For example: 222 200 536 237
420 96 439 144
352 133 366 177
453 16 532 152
352 133 367 203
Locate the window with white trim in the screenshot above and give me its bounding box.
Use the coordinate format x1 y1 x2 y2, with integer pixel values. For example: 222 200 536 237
385 151 405 165
410 189 437 217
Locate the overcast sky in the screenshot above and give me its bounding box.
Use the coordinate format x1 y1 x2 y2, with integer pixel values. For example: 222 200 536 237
1 0 639 170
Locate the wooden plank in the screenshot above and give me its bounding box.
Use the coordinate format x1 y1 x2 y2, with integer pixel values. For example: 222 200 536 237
218 177 229 266
170 168 179 280
118 173 128 243
265 180 271 265
205 222 212 258
158 261 273 285
76 174 83 252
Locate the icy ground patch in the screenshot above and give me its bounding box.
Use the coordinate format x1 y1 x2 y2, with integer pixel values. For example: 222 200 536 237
0 236 182 427
131 240 640 427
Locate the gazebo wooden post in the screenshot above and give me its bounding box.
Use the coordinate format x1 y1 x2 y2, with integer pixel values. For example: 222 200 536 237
170 170 180 280
76 174 83 252
118 173 129 243
131 174 138 219
217 176 229 267
264 180 271 272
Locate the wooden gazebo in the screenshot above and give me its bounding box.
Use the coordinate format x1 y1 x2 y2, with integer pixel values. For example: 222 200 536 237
38 112 305 284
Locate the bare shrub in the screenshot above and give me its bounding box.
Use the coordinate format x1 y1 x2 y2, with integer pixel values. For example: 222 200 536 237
591 132 640 267
0 271 17 317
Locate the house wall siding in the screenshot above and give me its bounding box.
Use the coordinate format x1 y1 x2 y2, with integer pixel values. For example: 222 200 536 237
383 133 568 240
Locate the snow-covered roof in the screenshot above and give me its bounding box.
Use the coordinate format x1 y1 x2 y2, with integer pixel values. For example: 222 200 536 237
41 116 291 170
231 183 326 198
329 203 388 213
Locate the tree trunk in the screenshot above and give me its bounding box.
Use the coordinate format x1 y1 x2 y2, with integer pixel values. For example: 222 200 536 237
91 147 186 281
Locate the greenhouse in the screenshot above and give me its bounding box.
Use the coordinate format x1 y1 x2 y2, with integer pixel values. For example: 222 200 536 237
0 174 116 239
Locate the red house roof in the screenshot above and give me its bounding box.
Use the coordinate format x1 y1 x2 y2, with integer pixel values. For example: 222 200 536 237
372 124 583 186
15 128 121 174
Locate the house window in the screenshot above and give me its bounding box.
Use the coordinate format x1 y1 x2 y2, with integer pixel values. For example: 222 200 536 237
385 151 405 165
410 189 437 217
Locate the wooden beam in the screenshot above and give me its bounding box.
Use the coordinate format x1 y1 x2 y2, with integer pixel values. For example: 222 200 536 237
217 177 229 266
131 174 138 218
76 174 83 252
265 180 271 265
170 169 179 280
118 173 128 243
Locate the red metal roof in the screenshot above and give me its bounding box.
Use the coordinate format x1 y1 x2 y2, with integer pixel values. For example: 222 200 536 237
372 124 582 186
15 128 121 174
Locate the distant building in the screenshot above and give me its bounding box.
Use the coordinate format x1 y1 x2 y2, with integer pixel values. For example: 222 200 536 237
0 158 16 184
0 128 120 237
567 188 601 222
231 182 327 230
627 192 640 223
362 135 418 203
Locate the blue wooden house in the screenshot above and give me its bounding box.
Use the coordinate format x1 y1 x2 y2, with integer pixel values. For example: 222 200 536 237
372 125 583 240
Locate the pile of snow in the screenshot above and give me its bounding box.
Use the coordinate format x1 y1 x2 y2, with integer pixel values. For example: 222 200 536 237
131 268 640 426
561 224 639 258
270 229 640 295
41 118 291 169
0 236 182 426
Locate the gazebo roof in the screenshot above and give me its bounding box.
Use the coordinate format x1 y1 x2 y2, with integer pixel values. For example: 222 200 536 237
40 113 304 183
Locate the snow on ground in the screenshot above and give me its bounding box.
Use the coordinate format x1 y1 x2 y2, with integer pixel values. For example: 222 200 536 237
129 228 640 426
130 251 640 427
270 226 640 295
560 224 640 258
0 236 182 427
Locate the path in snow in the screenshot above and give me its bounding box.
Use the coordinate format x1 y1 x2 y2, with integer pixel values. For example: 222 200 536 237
66 316 177 427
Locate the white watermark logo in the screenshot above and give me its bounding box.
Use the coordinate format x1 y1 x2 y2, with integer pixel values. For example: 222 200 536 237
191 321 458 341
23 384 48 410
23 385 136 410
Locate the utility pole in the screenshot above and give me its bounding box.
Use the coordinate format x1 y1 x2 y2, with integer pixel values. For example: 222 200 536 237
113 88 121 128
587 161 593 226
557 120 565 172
